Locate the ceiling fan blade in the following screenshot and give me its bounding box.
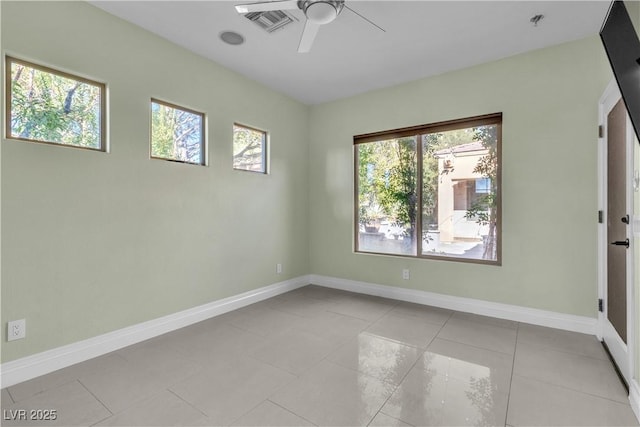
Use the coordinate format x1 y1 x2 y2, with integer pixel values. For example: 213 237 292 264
235 0 298 14
298 20 320 53
344 5 385 32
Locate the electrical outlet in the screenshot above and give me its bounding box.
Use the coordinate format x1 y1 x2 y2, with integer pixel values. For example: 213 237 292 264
276 263 283 274
402 269 410 280
7 319 26 341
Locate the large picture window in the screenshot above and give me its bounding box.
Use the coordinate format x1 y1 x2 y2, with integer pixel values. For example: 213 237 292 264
355 113 502 264
6 56 105 151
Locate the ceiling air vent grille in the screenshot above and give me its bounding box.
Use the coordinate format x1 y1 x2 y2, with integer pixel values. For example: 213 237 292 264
245 10 295 33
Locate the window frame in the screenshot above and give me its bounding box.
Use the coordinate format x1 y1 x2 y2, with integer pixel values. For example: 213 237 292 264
150 98 206 166
232 122 268 174
353 112 502 266
5 56 107 152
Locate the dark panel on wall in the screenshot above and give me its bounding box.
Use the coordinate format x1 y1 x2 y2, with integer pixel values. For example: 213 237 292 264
601 0 640 143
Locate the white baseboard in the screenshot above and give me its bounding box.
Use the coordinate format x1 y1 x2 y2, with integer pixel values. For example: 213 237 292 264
1 273 601 389
629 379 640 422
309 274 598 335
0 275 310 388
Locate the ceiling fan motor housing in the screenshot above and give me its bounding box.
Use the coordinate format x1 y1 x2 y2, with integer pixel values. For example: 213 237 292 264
298 0 345 25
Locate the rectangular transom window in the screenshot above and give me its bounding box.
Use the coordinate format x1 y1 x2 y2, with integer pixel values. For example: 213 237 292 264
6 56 106 151
233 123 267 173
150 99 205 165
354 113 502 265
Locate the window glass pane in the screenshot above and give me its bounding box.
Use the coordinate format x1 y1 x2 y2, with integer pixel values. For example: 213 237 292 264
233 124 267 173
476 178 491 193
356 137 417 256
422 124 498 261
355 114 501 264
8 58 103 150
151 100 204 165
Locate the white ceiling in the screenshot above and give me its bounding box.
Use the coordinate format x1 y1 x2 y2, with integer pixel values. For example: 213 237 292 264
91 0 611 105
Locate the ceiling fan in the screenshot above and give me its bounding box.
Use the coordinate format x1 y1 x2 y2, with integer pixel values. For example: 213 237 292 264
235 0 384 53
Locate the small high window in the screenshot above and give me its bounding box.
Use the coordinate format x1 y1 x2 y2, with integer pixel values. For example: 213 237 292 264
233 123 267 173
6 56 105 151
150 99 205 165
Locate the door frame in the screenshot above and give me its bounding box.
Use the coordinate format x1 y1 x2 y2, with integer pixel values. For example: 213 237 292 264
597 78 636 387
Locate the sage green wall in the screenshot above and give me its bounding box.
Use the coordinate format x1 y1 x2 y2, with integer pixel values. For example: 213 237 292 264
0 1 619 365
1 1 309 363
309 36 612 317
625 0 640 33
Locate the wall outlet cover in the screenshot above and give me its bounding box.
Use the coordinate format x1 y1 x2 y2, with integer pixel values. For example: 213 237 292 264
8 319 26 341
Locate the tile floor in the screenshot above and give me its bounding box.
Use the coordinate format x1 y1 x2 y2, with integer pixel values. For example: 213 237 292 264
1 285 637 426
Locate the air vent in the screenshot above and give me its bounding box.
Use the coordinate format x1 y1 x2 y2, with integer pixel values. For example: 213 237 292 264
245 10 296 33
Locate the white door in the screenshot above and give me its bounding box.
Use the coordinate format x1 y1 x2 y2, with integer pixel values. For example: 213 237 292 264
599 80 634 387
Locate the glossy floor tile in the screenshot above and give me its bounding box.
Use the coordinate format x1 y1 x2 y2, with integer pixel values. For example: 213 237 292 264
1 285 636 427
382 367 509 426
230 401 315 426
293 310 370 345
94 390 210 426
164 321 270 365
516 323 609 360
326 294 397 322
78 356 186 414
249 328 337 375
450 311 519 330
420 338 513 394
285 284 350 301
2 381 111 426
507 375 638 426
223 306 304 337
328 334 422 386
514 341 628 403
437 312 518 355
368 411 413 427
365 313 442 349
381 338 512 426
6 353 128 403
387 302 453 326
266 293 333 318
270 360 396 426
168 356 295 425
2 388 14 406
